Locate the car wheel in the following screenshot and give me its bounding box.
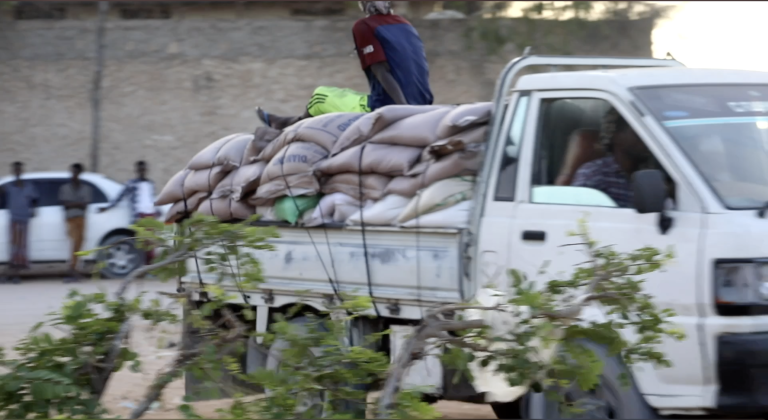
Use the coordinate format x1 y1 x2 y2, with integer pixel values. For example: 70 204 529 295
98 233 142 279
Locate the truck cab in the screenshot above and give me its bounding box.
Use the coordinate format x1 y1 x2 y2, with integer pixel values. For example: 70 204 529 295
472 55 768 417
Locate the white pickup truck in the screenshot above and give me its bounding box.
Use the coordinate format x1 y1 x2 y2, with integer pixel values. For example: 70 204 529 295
181 53 768 418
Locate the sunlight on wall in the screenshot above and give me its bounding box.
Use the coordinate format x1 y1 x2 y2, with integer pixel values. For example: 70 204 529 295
501 1 765 72
652 1 768 71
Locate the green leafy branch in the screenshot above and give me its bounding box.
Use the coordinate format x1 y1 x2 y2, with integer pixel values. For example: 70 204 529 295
0 214 278 419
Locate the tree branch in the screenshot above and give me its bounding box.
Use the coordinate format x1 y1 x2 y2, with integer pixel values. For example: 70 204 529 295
115 246 191 299
94 320 131 398
93 246 192 402
437 332 491 353
128 306 247 419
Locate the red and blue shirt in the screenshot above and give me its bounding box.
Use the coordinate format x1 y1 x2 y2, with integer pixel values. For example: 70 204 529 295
352 14 433 111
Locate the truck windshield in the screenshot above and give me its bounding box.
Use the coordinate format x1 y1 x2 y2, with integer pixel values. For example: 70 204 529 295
634 84 768 209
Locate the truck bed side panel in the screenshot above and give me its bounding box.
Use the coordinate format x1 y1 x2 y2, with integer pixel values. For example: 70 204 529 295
192 226 465 304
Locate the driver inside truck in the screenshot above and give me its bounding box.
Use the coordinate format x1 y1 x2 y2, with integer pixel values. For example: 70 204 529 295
571 108 652 208
255 1 434 130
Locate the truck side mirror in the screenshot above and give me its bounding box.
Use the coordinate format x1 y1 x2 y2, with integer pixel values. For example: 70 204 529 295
632 169 674 234
632 169 667 214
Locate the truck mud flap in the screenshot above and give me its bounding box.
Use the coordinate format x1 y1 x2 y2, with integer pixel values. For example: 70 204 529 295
182 305 262 401
441 367 486 404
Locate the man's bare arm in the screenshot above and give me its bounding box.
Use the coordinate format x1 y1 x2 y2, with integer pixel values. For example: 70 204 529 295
371 62 408 105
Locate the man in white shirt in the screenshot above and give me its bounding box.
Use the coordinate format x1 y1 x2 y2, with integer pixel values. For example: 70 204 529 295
99 161 158 263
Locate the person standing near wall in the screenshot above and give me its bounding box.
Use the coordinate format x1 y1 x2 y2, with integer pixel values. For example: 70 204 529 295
98 161 158 264
58 163 92 283
256 1 433 129
1 162 39 284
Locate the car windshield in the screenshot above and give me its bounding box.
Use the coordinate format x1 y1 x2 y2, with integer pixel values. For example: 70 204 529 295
634 84 768 209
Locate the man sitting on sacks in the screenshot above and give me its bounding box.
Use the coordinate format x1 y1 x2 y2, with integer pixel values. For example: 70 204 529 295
256 1 434 130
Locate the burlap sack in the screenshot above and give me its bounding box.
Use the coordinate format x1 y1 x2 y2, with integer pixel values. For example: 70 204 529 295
156 169 192 206
246 192 277 208
165 191 209 223
212 133 254 170
249 126 282 161
304 192 370 227
261 141 328 184
253 173 321 203
197 197 255 221
321 173 391 201
231 161 267 201
211 170 236 199
410 142 485 177
436 102 493 139
186 133 239 170
183 166 229 197
367 107 454 148
258 113 365 161
422 125 488 162
314 143 422 177
331 105 448 156
385 149 483 197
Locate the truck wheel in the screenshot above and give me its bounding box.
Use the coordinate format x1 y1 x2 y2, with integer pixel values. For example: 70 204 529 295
265 316 369 418
526 341 658 419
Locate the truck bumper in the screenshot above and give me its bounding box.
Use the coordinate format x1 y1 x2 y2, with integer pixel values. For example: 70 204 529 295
717 331 768 413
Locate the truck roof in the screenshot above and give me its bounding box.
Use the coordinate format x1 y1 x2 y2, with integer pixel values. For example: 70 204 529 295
515 67 768 92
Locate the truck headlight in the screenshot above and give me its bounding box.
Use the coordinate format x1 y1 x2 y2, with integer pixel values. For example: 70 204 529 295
715 261 768 305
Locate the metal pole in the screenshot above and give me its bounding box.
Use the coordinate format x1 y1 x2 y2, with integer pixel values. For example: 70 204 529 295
90 1 109 173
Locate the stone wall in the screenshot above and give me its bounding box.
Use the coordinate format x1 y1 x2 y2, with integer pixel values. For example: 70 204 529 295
0 16 655 186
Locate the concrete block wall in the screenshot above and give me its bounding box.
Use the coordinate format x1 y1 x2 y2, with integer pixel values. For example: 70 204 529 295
0 16 655 186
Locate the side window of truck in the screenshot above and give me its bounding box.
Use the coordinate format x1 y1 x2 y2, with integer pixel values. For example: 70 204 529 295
529 97 675 209
495 94 530 201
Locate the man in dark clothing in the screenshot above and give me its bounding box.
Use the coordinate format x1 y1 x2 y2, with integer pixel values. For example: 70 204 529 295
2 162 39 284
256 1 433 130
572 108 652 208
58 163 92 283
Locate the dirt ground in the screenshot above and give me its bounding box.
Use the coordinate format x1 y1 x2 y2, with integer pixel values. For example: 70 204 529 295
1 277 497 419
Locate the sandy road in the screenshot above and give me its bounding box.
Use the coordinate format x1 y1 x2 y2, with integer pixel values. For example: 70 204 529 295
0 277 497 419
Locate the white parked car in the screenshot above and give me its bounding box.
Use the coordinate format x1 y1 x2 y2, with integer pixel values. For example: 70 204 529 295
0 171 170 278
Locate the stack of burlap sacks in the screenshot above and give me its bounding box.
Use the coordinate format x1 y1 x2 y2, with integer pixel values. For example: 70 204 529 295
155 102 491 228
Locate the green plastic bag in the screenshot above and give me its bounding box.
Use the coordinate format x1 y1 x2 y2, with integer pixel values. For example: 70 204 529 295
274 195 321 225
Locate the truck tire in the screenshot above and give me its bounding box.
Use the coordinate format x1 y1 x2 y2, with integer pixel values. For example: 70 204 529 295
526 340 658 419
265 316 369 418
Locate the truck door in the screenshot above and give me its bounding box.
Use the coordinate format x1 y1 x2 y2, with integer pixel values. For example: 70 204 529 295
473 92 530 292
507 90 708 405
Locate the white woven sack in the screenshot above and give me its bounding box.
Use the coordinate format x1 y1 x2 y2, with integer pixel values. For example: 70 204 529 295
346 194 411 226
397 176 475 224
399 200 473 229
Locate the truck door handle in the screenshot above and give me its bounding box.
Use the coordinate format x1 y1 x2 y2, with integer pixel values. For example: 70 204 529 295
522 230 546 241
